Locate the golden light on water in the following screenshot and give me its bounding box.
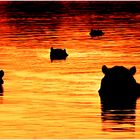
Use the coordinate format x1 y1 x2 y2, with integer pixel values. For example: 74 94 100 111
0 1 139 138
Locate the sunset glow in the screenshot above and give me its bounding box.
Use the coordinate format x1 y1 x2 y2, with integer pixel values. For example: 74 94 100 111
0 1 139 138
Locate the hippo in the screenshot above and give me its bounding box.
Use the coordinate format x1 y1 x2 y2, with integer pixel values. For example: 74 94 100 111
98 65 140 110
89 29 104 38
0 70 4 95
50 47 68 61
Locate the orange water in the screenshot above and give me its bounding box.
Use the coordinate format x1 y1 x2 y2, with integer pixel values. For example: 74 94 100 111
0 1 140 138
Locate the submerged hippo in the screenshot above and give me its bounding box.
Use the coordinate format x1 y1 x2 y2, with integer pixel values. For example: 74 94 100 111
89 29 104 37
50 47 68 61
99 65 140 110
0 70 4 95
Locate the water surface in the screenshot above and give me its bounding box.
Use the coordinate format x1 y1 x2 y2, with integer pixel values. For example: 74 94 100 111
0 1 140 138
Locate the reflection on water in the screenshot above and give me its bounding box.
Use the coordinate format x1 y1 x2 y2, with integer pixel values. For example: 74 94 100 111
101 109 136 132
0 1 140 138
0 96 3 104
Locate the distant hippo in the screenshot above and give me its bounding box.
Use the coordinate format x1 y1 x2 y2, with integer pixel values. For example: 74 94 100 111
89 29 104 38
0 70 4 95
99 65 140 110
50 47 68 61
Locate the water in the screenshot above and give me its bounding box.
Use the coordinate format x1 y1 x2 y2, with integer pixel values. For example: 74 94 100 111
0 1 140 138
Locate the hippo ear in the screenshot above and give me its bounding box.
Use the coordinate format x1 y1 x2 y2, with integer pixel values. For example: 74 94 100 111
0 70 4 77
102 65 109 75
130 66 136 75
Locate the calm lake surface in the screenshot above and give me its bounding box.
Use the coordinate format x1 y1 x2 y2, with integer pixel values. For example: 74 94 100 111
0 1 140 138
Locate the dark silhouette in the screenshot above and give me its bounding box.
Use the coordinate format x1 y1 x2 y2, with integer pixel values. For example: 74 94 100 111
99 65 140 110
0 70 4 95
50 47 68 61
89 29 104 38
98 65 140 132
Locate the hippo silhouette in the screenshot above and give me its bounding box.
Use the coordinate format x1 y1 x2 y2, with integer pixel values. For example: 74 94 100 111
99 65 140 110
89 29 104 38
0 70 4 95
50 47 68 61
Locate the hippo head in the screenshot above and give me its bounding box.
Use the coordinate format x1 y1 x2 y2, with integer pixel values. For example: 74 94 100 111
0 70 4 85
99 65 138 110
0 70 4 78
